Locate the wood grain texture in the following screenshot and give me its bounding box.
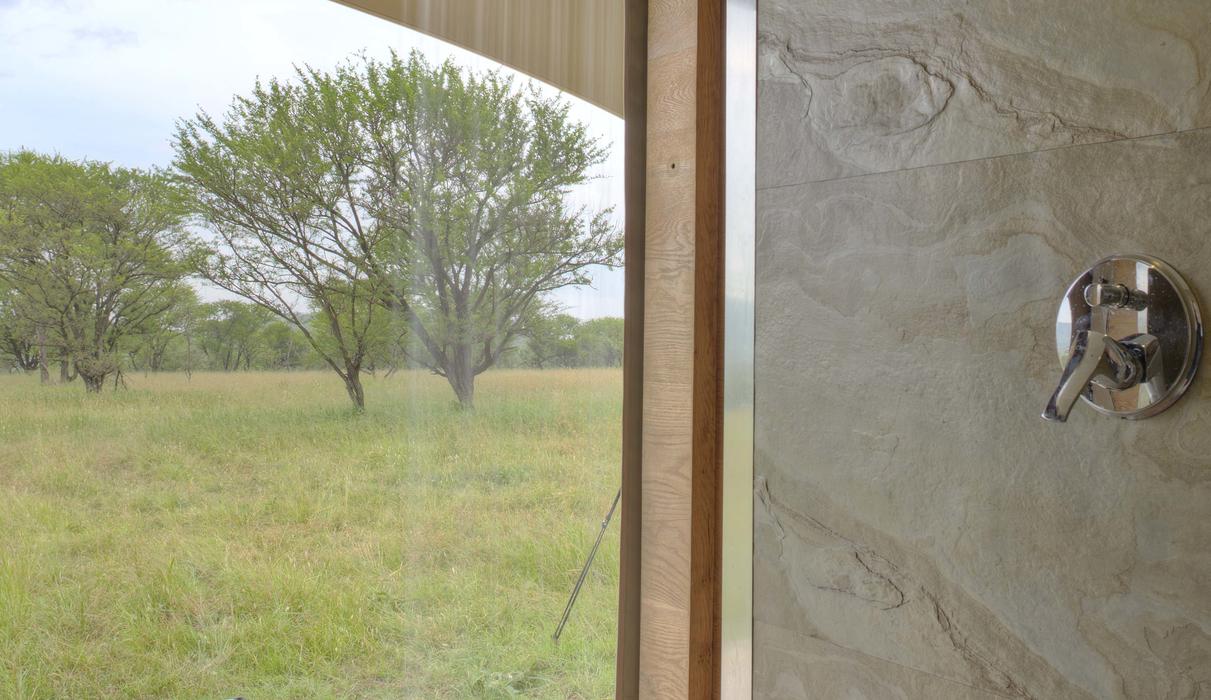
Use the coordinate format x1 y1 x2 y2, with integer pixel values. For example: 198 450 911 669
690 0 724 697
638 0 699 695
616 0 648 697
331 0 623 116
638 0 728 695
648 0 697 61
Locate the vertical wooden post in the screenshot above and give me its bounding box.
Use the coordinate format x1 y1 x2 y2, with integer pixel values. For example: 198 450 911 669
635 0 726 695
690 0 725 695
616 0 648 696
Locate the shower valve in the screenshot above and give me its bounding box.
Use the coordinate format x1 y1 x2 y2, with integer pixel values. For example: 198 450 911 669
1042 254 1202 422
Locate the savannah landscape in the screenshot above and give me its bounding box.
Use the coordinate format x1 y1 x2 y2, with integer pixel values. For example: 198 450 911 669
0 369 622 698
0 45 623 699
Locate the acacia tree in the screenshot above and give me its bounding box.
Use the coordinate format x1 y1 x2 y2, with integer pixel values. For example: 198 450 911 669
174 51 621 409
173 67 394 410
359 53 622 407
0 151 190 392
306 288 402 377
128 284 199 372
0 170 43 377
0 285 40 372
573 317 624 367
197 301 277 372
259 319 308 370
524 310 580 368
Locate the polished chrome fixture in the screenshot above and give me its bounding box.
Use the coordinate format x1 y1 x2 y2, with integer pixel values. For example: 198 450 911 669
1043 254 1203 422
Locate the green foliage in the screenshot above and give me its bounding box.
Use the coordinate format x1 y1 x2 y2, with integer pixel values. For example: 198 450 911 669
173 51 622 409
195 300 279 372
356 52 623 407
0 283 39 371
1 51 622 410
173 58 400 410
515 314 624 369
0 151 191 390
258 316 309 370
124 284 199 372
304 284 404 375
573 317 625 368
523 312 581 369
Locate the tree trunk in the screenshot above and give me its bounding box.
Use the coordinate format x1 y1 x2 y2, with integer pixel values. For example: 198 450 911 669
36 327 50 384
59 356 70 383
76 355 113 393
343 367 366 411
80 371 105 393
446 352 476 409
10 340 37 372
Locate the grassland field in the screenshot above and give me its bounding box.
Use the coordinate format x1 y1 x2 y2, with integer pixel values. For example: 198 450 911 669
0 369 622 699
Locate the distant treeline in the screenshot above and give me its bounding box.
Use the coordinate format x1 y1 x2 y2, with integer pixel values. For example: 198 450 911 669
132 300 621 374
2 290 621 376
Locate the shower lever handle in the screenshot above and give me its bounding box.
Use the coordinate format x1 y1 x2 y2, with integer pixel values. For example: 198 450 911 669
1043 330 1142 423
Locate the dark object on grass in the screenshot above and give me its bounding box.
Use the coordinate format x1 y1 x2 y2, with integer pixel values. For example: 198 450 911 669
553 489 621 643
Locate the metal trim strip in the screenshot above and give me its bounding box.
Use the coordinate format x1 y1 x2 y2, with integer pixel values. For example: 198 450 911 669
720 0 755 695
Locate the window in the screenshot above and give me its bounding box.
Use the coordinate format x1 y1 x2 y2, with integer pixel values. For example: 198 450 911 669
0 2 625 696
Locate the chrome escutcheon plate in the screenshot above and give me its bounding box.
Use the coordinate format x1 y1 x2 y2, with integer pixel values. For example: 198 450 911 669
1055 254 1203 420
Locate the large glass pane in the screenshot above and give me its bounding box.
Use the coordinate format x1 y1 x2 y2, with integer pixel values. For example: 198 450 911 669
0 2 623 697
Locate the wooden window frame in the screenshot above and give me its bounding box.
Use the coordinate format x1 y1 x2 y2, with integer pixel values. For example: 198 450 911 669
624 0 751 696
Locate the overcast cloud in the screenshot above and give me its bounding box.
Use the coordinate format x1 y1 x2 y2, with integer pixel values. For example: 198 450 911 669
0 0 624 318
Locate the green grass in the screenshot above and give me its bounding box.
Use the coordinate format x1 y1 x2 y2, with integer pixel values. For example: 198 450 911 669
0 369 621 699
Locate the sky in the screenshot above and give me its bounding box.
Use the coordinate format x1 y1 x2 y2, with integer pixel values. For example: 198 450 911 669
0 0 625 318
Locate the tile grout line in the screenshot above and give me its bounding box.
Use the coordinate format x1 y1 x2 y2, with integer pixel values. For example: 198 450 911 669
756 124 1211 193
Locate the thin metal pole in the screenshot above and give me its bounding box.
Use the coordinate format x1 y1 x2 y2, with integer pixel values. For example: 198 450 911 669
553 489 621 642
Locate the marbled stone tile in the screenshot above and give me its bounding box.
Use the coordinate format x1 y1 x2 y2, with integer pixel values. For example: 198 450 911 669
754 128 1211 699
755 622 1012 699
757 0 1211 188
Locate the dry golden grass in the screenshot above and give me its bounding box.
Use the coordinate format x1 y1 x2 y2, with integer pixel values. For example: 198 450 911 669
0 369 621 699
